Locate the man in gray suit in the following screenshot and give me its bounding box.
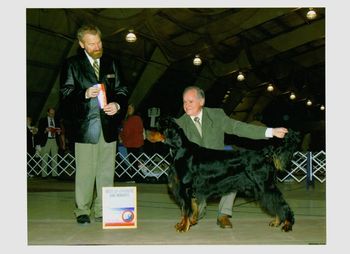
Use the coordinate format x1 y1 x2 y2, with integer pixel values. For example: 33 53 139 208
175 86 288 229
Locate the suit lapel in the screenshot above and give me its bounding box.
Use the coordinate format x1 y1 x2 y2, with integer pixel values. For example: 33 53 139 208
184 115 202 141
201 108 213 139
99 55 107 79
81 53 99 83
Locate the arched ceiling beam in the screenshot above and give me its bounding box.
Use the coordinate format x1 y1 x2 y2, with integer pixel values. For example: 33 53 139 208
128 47 169 110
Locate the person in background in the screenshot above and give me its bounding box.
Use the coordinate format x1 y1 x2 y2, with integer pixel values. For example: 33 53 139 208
60 24 128 224
37 107 61 178
58 118 67 154
27 116 38 156
120 103 145 171
27 116 38 177
175 86 288 229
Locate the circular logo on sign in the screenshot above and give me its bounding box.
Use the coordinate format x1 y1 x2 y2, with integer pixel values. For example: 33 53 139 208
121 210 134 222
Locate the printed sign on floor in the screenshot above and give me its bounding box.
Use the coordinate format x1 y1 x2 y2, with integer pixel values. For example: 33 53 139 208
102 186 137 229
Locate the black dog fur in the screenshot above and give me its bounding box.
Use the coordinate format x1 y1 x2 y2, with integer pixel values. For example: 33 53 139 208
153 117 300 232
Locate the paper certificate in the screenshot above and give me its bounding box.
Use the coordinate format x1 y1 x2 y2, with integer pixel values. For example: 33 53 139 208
93 83 107 109
102 186 137 229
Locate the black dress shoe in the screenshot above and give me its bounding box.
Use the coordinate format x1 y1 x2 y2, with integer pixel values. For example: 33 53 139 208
77 215 90 224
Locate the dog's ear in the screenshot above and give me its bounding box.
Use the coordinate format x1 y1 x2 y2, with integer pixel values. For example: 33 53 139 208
272 129 302 171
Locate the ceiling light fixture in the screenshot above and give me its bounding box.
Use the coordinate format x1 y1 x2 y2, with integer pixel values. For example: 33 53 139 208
306 99 312 106
289 92 296 100
267 83 274 92
320 105 325 111
193 54 202 66
306 8 317 20
237 71 245 81
125 30 137 43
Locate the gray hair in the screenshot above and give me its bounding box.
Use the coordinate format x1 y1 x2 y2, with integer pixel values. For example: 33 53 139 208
77 24 102 42
183 86 205 100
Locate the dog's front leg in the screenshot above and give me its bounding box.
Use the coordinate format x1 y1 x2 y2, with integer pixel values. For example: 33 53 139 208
175 207 191 232
189 198 199 226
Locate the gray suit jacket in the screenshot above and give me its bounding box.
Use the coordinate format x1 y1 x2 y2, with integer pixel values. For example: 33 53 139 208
175 107 267 150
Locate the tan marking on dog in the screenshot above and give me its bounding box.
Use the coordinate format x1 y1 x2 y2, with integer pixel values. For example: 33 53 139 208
146 131 165 143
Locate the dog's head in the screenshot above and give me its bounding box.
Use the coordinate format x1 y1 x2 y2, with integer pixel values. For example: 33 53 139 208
146 116 185 148
271 129 301 171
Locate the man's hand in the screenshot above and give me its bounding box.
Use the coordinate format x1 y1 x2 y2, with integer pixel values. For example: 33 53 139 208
272 127 288 138
104 102 119 115
85 86 100 99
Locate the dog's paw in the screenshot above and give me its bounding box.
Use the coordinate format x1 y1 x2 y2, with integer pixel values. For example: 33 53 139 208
269 217 281 227
269 221 280 227
281 221 293 232
175 217 191 232
189 218 198 226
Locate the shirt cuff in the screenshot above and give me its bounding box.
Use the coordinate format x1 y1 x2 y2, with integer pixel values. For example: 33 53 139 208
265 128 273 138
115 103 120 111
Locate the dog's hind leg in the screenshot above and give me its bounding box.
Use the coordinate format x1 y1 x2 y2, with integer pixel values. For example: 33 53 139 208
258 186 295 232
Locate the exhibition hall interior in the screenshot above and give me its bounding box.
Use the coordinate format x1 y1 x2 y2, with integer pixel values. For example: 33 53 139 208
26 7 326 245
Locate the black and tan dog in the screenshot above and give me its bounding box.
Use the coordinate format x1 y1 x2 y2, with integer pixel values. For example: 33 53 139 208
148 117 300 233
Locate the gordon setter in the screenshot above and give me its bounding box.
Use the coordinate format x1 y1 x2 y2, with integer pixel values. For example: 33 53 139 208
148 117 300 233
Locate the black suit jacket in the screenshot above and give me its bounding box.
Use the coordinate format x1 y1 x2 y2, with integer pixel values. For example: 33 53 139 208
60 50 128 144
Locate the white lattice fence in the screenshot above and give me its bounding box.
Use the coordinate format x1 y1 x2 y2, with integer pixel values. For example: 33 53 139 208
27 153 76 177
276 151 326 184
27 151 326 183
277 152 308 182
26 152 170 179
311 151 326 183
115 152 171 179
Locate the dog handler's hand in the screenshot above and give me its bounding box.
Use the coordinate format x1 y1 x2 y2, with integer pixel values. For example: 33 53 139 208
104 102 119 116
272 127 288 138
85 86 100 99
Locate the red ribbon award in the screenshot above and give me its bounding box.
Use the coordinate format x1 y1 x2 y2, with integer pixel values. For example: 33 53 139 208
94 83 107 109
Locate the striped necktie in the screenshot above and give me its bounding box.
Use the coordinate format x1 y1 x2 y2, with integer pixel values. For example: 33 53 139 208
93 59 99 79
194 117 202 137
